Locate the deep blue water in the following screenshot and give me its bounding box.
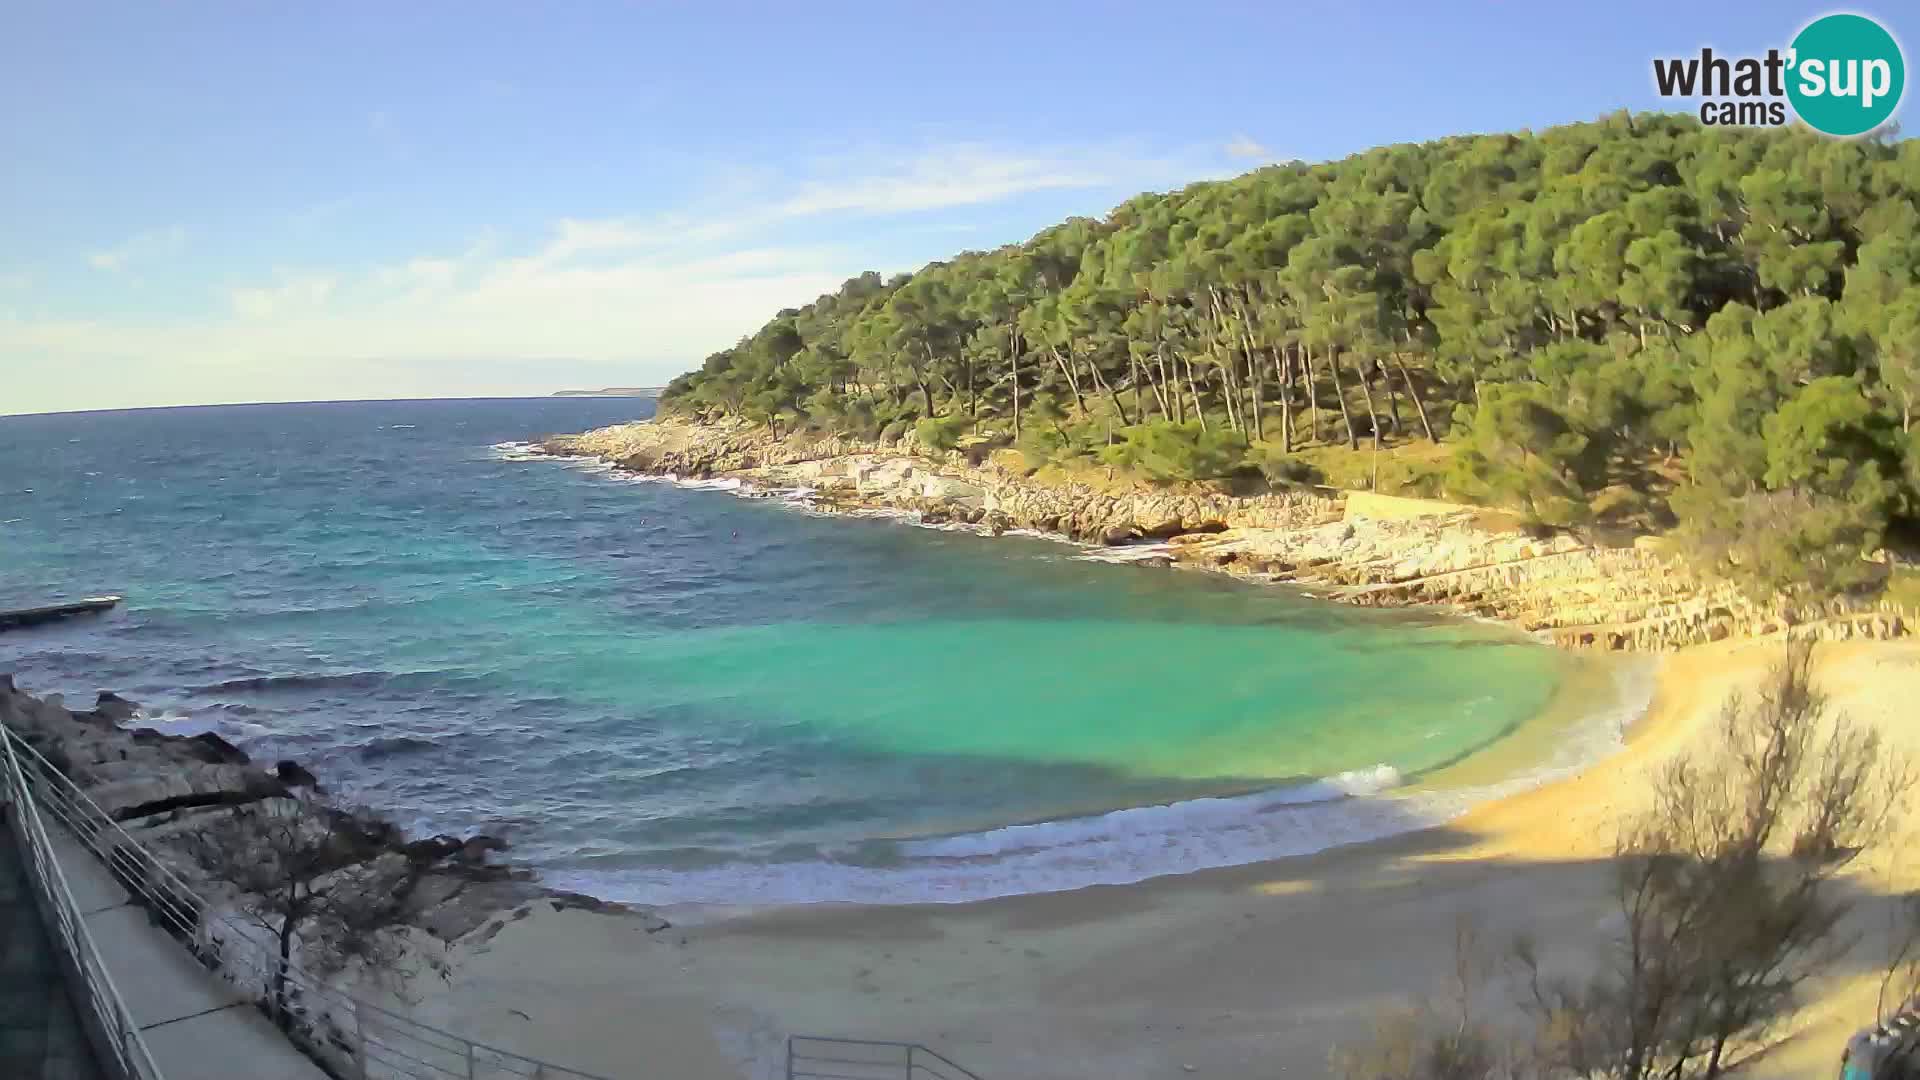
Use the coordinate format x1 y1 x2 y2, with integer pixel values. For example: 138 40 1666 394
0 398 1590 905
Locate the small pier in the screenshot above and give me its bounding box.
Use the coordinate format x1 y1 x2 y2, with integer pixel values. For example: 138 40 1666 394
0 596 122 632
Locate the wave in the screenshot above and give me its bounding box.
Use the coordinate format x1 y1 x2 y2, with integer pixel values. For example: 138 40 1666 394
355 734 439 760
490 441 581 463
1075 542 1177 564
507 443 1110 560
900 764 1405 859
661 475 743 491
194 670 401 694
540 666 1652 908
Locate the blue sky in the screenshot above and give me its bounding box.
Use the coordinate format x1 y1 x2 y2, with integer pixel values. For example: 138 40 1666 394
2 1 1911 414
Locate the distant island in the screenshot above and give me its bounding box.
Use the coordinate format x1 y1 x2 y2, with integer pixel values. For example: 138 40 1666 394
551 387 664 398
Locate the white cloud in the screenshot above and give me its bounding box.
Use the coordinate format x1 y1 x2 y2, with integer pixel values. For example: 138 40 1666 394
1224 134 1272 160
9 138 1248 414
231 272 339 319
86 225 189 273
774 142 1205 218
3 220 854 413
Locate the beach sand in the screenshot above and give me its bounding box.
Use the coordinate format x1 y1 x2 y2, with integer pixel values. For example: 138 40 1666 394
404 639 1920 1079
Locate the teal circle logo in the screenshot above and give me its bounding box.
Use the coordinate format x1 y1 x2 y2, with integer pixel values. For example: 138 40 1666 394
1788 13 1905 136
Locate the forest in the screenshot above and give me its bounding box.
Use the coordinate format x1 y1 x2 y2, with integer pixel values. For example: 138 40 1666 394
661 113 1920 606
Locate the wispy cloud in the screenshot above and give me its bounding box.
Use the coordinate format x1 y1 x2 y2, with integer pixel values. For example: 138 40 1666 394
230 271 339 319
775 142 1212 218
6 216 853 411
1224 134 1272 160
11 137 1253 413
86 225 188 272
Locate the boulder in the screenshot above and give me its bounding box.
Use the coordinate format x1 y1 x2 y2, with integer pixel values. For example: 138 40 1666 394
88 763 286 821
919 475 986 508
90 691 141 724
274 759 323 790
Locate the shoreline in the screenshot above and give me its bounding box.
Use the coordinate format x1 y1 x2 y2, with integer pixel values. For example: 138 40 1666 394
400 638 1920 1080
498 431 1674 911
526 415 1912 651
6 414 1910 1077
529 647 1651 912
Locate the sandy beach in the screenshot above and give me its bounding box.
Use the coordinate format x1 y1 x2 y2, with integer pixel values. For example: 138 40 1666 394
387 638 1920 1079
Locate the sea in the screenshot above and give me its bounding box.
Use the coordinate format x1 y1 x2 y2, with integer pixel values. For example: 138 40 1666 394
0 398 1644 907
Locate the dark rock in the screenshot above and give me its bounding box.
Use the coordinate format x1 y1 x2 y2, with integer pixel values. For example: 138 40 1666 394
92 691 141 724
545 891 671 932
402 835 466 864
109 773 290 822
459 834 508 863
184 732 251 766
274 759 322 790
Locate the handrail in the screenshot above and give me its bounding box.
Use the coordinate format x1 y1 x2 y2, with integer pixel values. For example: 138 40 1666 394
787 1035 982 1080
1 724 168 1080
1 724 617 1080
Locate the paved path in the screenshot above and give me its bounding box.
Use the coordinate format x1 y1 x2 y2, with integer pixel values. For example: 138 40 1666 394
47 826 328 1080
0 825 105 1080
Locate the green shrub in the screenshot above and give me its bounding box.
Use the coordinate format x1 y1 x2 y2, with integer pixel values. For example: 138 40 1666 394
1099 421 1248 484
1258 451 1323 488
914 414 971 451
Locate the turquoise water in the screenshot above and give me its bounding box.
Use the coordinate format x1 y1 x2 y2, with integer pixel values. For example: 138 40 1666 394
0 399 1586 904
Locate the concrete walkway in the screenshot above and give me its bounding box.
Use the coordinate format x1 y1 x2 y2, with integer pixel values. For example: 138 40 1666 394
47 827 327 1080
1 826 105 1080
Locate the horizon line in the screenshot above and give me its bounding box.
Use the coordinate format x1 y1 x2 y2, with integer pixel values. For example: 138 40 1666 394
0 393 661 420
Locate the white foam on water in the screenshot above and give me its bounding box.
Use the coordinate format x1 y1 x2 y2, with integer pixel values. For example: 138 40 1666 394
505 443 1116 559
488 441 562 462
542 663 1652 909
1075 542 1177 564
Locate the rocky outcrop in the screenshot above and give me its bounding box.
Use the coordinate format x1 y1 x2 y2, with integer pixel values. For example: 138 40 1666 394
0 677 668 946
540 416 1915 652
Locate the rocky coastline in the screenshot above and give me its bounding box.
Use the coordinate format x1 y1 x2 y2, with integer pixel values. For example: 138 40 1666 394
0 673 670 1071
540 414 1913 652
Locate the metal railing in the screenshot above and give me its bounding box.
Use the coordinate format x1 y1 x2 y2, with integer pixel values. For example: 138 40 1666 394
1 723 167 1080
787 1036 981 1080
1 724 615 1080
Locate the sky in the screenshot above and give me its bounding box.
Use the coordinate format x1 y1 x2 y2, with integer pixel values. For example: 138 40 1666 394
2 1 1912 415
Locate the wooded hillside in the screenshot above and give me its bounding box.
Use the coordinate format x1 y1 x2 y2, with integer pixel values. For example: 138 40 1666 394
662 113 1920 606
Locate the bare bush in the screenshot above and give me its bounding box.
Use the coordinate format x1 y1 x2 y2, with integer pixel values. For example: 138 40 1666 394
181 795 419 1023
1333 919 1518 1080
1333 641 1912 1079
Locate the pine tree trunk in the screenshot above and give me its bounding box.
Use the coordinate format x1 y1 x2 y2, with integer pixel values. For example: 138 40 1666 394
1326 347 1358 450
1249 349 1264 442
1182 354 1208 431
1378 358 1402 434
1356 354 1382 450
1130 350 1144 425
1049 344 1088 415
1236 312 1264 443
1393 353 1437 441
1157 347 1178 423
1088 355 1133 426
1009 322 1021 438
1304 342 1323 444
1219 359 1241 433
1274 346 1293 453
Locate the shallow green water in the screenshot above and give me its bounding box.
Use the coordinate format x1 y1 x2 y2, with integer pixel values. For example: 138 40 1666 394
0 399 1595 905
